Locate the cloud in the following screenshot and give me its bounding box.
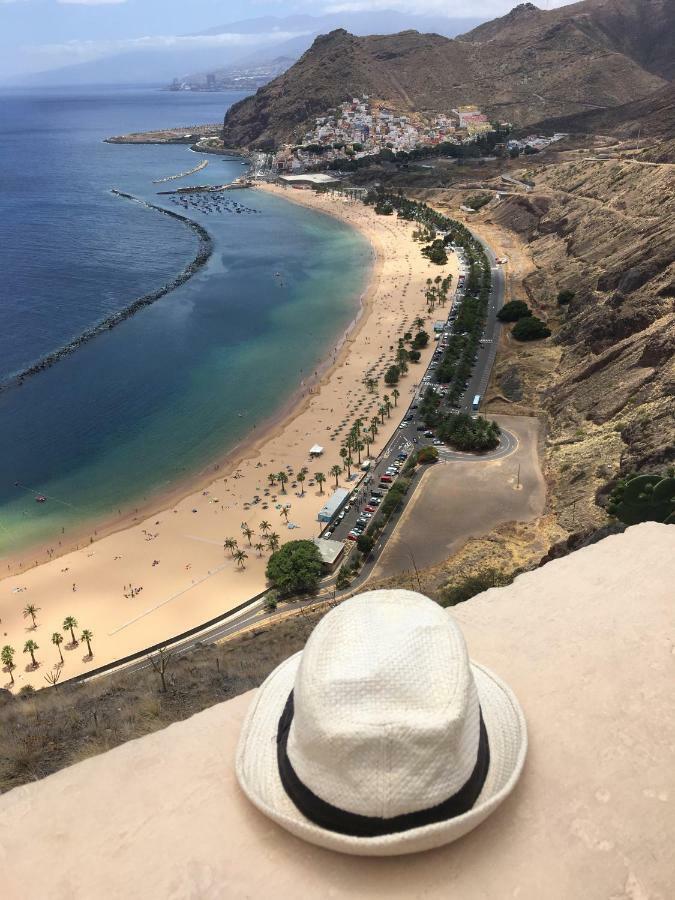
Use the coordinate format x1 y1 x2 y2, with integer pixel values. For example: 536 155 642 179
27 30 313 63
321 0 577 13
57 0 128 5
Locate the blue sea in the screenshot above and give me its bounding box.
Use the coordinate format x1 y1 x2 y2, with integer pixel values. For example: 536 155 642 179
0 87 371 555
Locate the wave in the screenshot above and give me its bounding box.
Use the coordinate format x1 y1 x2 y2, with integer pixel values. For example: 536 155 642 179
0 191 213 394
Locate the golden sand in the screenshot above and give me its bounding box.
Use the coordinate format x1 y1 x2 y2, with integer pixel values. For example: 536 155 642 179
1 186 457 689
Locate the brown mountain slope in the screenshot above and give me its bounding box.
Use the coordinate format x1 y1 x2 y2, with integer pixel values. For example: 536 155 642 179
462 0 673 80
532 82 675 138
478 158 674 525
222 0 669 149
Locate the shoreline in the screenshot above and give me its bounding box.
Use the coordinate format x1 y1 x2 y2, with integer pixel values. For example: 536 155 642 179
0 191 212 394
1 188 456 689
1 190 379 575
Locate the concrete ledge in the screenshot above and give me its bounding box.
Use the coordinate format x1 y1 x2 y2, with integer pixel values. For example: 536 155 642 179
1 523 673 899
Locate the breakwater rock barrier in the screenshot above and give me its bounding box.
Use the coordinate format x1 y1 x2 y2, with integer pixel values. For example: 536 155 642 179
153 159 208 184
0 191 213 394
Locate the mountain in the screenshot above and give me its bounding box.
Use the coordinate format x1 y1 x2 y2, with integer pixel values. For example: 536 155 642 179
222 0 671 150
460 0 673 80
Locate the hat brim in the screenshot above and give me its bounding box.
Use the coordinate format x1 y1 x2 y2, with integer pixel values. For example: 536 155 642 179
236 652 527 857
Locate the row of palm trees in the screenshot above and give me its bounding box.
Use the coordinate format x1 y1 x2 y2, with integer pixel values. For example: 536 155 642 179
1 614 93 685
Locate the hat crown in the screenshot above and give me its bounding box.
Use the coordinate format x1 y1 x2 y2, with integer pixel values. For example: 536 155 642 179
288 590 481 819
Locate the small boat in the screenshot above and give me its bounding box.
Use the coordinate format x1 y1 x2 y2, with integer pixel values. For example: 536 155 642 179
35 495 47 503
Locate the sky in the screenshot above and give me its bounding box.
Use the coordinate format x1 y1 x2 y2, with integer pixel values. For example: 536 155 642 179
0 0 579 82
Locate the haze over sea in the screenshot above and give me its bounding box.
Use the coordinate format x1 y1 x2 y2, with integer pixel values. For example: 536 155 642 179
0 87 370 557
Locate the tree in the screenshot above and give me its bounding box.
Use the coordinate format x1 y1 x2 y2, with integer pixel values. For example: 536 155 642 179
254 542 265 557
366 377 377 393
259 520 271 536
51 632 64 664
357 534 375 555
412 330 429 349
267 532 280 553
1 645 15 685
296 472 306 495
408 349 421 363
63 616 78 646
241 524 254 546
512 316 551 341
149 646 174 693
355 440 365 464
330 464 342 489
414 316 425 331
383 396 392 419
336 569 351 590
277 471 289 494
392 388 400 407
369 418 379 441
224 537 238 557
315 472 326 494
23 604 40 629
81 629 94 658
384 365 400 386
497 300 530 322
416 446 439 464
378 404 387 424
557 289 575 304
280 505 290 523
24 639 39 668
267 472 277 488
266 540 324 597
234 549 248 569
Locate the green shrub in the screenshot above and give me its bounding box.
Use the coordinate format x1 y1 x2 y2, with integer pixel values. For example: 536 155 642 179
512 316 551 341
607 473 675 525
384 365 401 385
356 534 375 555
497 300 530 322
440 568 521 607
266 540 324 597
416 446 439 464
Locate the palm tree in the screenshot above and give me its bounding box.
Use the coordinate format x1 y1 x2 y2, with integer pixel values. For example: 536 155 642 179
366 377 377 393
378 404 386 424
280 506 290 523
267 472 277 488
392 388 400 407
1 645 15 685
234 549 248 569
259 520 271 536
339 447 348 471
254 542 265 558
277 471 289 494
355 440 364 465
52 632 64 664
345 455 353 478
414 315 425 330
315 472 326 494
241 524 254 546
267 532 280 553
63 616 78 646
364 434 372 458
370 417 379 441
354 417 363 436
296 472 306 495
383 395 392 418
81 629 94 658
224 537 238 557
23 604 40 629
330 464 342 489
24 639 39 667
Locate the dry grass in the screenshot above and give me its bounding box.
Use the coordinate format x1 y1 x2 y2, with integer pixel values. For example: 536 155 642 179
0 607 326 794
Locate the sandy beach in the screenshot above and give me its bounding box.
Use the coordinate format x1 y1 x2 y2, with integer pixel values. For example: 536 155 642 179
1 186 457 689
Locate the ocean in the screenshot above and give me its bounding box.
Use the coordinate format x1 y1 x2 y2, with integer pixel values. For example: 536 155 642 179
0 87 371 555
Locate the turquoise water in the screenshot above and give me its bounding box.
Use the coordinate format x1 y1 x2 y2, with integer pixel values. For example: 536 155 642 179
0 88 371 555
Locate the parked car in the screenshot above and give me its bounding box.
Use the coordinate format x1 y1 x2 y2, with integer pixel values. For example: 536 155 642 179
380 475 393 483
424 430 434 438
364 505 377 513
433 439 443 446
416 425 426 432
368 498 381 506
347 531 359 541
371 490 384 498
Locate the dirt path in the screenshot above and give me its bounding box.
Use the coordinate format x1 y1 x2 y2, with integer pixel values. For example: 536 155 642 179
370 415 545 578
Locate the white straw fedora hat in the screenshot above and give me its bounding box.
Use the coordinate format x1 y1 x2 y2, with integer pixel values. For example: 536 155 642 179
236 589 527 856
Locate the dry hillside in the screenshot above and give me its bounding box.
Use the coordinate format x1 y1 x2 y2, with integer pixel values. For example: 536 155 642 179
222 0 670 149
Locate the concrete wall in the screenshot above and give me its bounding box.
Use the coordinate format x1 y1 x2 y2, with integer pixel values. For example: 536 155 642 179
1 523 673 899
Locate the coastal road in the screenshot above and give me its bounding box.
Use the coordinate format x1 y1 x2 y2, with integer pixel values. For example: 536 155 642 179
71 224 507 685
